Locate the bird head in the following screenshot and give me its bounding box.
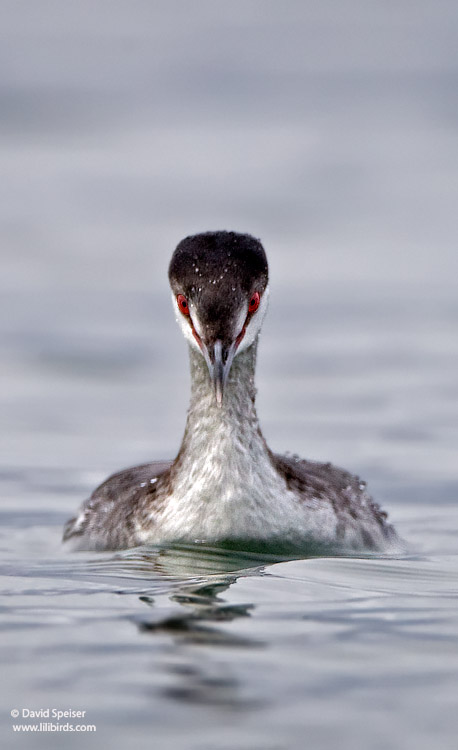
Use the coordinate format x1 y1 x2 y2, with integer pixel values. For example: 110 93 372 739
168 231 269 406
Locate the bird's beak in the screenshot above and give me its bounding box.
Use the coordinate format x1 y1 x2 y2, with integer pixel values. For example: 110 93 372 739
203 339 237 407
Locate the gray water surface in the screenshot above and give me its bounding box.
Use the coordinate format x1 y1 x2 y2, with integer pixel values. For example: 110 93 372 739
2 2 458 749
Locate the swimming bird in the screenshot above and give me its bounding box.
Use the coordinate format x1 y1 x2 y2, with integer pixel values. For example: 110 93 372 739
64 231 398 552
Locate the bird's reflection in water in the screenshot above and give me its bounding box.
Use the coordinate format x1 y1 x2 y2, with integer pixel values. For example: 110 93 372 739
117 544 270 710
120 543 271 648
138 580 256 647
161 657 264 710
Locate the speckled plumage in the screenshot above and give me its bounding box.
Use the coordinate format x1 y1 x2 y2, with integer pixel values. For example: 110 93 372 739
64 231 399 553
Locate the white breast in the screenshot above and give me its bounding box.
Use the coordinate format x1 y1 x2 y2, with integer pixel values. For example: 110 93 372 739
141 412 338 546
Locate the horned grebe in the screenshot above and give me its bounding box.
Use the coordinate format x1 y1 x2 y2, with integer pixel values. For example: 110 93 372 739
64 231 398 552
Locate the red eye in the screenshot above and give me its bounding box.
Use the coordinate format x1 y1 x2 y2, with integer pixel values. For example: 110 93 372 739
177 294 190 315
248 292 260 313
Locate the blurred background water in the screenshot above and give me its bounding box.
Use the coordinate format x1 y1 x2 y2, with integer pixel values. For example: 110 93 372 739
1 1 458 749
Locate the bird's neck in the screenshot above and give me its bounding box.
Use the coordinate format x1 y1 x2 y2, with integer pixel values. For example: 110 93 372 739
172 340 269 477
158 339 295 544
